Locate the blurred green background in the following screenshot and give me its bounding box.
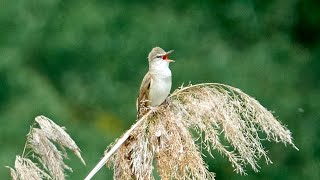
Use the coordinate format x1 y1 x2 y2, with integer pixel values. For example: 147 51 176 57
1 0 319 179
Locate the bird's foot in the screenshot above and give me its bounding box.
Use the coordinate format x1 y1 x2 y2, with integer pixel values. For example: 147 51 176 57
148 106 158 112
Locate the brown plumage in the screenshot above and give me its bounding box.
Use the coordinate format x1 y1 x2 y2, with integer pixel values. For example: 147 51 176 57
136 71 152 118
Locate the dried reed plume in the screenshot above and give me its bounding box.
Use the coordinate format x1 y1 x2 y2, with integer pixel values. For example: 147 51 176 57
87 83 297 180
8 115 85 180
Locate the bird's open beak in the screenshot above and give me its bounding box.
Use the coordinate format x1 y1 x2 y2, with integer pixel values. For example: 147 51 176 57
163 50 175 62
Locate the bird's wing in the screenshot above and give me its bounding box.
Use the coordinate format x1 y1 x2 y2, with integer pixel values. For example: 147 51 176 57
136 72 152 117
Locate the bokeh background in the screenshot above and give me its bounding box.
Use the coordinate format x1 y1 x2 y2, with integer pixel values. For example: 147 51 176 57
1 0 319 179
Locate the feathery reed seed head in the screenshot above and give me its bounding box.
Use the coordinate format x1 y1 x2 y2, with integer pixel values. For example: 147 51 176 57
110 83 297 179
9 116 85 180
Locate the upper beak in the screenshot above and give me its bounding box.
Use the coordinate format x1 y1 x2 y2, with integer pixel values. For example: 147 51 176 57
164 50 175 62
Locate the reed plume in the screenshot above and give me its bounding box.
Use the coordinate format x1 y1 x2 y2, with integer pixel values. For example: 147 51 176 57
8 116 85 180
89 83 297 180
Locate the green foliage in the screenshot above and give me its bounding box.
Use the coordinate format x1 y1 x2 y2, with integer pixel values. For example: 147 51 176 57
0 0 319 179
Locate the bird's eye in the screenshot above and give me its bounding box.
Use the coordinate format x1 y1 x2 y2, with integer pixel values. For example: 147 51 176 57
156 55 162 58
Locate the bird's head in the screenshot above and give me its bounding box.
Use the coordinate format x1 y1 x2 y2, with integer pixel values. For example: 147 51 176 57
148 47 174 66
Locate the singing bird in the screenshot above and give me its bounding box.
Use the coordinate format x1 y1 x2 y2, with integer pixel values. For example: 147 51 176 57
137 47 174 117
84 47 174 180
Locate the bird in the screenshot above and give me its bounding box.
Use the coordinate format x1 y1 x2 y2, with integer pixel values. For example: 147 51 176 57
84 47 174 180
136 47 174 118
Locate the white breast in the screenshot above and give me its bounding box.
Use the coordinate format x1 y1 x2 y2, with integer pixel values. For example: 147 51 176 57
149 65 172 106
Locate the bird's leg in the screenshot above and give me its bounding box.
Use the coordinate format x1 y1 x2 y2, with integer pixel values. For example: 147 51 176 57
162 98 170 106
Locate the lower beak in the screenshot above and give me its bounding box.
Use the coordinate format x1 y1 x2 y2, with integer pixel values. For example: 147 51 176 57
165 50 175 62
